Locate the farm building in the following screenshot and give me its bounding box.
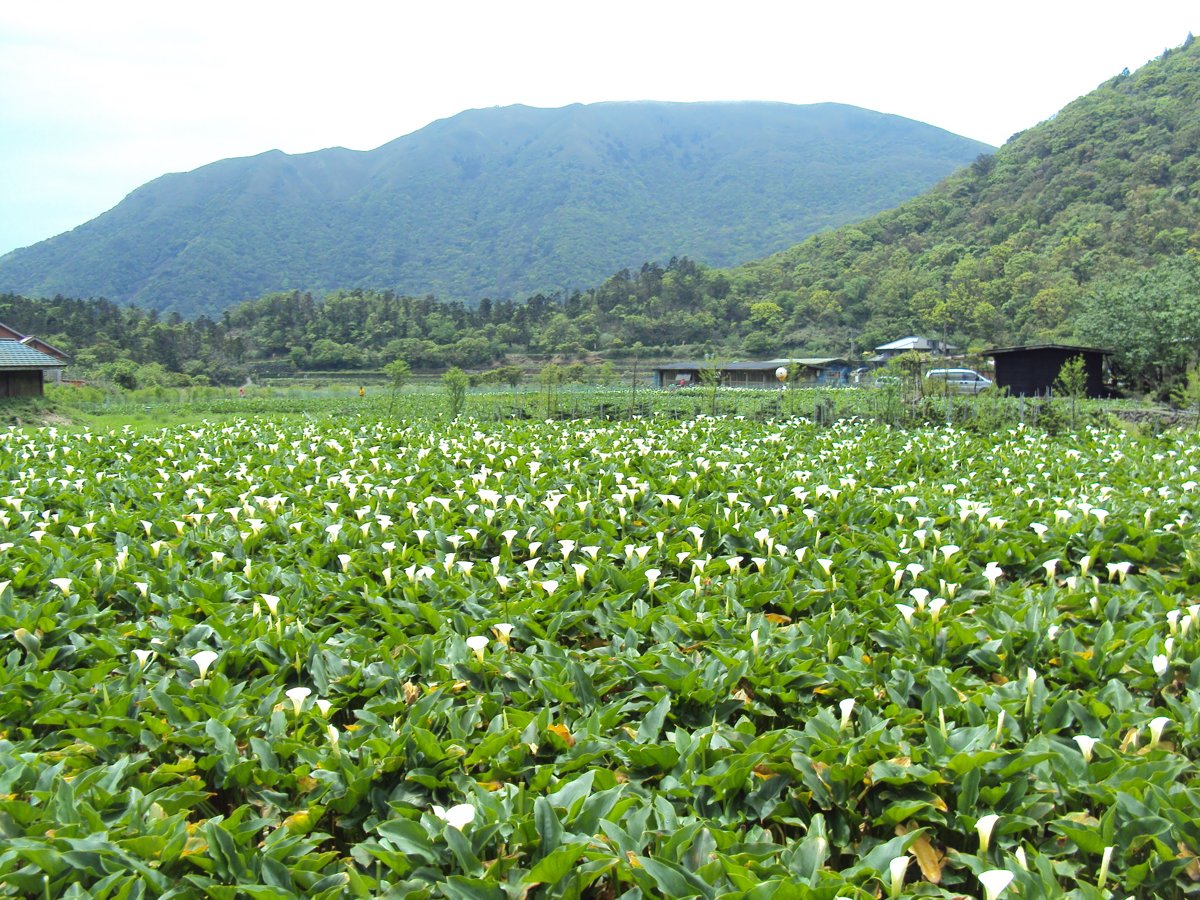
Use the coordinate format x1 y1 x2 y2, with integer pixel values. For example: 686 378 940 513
19 336 71 383
0 340 67 398
20 335 70 363
872 335 953 361
654 358 850 389
984 344 1109 398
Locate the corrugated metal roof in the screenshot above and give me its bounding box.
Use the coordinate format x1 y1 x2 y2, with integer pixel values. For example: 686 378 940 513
0 340 66 369
985 343 1110 356
20 335 71 361
875 336 952 352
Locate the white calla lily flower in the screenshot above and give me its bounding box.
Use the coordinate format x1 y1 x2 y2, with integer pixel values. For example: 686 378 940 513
191 649 219 680
978 869 1014 900
285 686 312 714
432 803 476 830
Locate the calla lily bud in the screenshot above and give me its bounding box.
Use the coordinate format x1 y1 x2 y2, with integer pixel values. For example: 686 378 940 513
839 698 855 730
887 855 909 897
1097 845 1114 889
1148 716 1171 748
976 813 1000 853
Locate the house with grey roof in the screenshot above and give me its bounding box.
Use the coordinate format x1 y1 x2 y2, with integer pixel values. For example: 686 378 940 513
873 336 953 361
0 340 67 398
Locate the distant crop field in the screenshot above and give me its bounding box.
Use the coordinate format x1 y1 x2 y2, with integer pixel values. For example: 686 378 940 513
1 415 1197 897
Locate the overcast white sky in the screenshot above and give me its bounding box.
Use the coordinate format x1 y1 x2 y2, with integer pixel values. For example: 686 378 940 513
0 1 1195 256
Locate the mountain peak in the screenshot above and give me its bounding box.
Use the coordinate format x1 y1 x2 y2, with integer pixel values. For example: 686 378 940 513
0 101 991 317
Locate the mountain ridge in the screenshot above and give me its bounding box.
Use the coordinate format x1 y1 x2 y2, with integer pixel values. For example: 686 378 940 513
0 101 992 316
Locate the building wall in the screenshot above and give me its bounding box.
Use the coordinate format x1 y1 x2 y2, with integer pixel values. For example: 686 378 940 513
722 371 779 388
0 370 45 398
993 350 1105 398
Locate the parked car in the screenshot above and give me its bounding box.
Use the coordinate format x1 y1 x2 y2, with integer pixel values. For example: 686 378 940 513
925 368 992 395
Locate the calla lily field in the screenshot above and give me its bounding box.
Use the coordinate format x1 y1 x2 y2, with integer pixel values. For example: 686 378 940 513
2 411 1200 897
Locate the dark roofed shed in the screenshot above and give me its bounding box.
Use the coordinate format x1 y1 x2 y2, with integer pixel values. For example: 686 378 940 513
985 344 1109 398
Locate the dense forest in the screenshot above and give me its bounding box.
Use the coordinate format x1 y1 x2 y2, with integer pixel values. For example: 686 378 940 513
0 102 988 317
4 37 1199 396
0 257 722 386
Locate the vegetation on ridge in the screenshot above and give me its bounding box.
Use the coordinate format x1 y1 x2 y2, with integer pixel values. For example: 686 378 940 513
0 102 989 317
2 40 1199 397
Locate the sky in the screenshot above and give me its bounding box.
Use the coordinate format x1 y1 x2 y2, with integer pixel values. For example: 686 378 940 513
1 1 1196 257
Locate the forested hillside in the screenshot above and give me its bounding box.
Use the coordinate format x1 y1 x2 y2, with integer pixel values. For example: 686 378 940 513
729 36 1200 372
0 102 989 317
5 38 1199 396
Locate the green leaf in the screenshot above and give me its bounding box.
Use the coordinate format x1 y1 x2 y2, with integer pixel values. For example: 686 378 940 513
545 770 596 819
635 855 717 899
524 843 587 885
1049 820 1108 854
441 875 504 900
636 694 671 744
205 718 240 767
375 818 437 864
534 796 563 857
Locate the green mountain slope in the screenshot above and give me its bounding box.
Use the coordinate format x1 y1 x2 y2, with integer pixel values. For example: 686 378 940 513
0 102 990 317
727 38 1200 360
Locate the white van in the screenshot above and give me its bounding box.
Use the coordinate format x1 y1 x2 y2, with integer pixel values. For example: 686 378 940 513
925 368 992 395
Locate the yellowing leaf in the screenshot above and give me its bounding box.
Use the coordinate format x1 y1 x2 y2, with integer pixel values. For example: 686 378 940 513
1178 842 1200 881
181 836 209 857
910 834 944 884
547 723 575 747
283 807 323 834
